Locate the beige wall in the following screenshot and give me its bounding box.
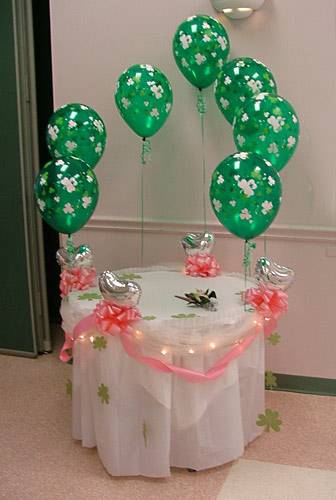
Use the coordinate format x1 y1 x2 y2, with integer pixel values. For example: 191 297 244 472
50 0 336 379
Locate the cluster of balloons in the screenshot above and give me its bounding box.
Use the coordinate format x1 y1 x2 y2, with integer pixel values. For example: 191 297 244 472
34 13 300 244
35 103 106 234
171 14 300 241
210 54 300 239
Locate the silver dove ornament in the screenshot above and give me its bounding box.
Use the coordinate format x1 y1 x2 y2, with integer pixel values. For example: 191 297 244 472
181 232 215 256
56 244 93 269
255 257 295 291
98 270 142 307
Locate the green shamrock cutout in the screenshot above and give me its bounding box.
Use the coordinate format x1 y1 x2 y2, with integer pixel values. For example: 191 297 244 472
171 313 198 319
268 332 281 346
256 408 282 432
66 379 72 398
78 292 102 301
265 370 278 390
143 315 157 321
142 420 149 448
97 383 110 404
93 336 107 351
117 273 142 280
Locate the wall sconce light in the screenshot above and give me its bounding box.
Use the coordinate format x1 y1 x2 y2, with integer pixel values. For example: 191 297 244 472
211 0 266 19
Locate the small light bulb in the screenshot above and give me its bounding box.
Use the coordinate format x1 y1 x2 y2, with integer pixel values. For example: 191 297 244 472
90 336 94 343
134 330 143 340
161 349 168 356
209 342 216 350
188 348 195 354
79 335 85 340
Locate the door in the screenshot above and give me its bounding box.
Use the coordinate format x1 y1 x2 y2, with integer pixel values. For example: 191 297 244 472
0 0 50 355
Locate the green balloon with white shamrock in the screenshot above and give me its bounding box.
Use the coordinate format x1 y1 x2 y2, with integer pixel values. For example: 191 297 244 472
46 103 106 169
173 14 230 89
115 64 173 138
233 93 300 172
210 152 282 240
214 57 277 125
34 156 99 234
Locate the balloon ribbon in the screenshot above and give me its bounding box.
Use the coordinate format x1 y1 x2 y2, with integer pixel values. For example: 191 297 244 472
141 138 151 166
197 90 207 231
264 235 268 257
243 240 256 310
66 234 75 259
139 138 151 266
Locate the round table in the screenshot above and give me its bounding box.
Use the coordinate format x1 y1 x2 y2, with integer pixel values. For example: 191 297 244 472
61 267 265 477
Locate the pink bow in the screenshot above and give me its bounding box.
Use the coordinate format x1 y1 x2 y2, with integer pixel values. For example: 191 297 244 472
59 267 96 298
245 285 288 325
185 253 221 278
94 300 142 335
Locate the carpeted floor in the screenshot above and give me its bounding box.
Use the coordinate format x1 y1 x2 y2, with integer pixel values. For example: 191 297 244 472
1 336 335 500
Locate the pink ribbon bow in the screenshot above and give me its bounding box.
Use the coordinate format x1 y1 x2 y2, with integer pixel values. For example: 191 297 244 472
59 300 141 362
94 300 142 336
185 253 221 278
245 285 288 336
59 267 97 298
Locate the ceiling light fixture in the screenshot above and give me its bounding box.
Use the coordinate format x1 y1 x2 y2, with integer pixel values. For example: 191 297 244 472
211 0 266 19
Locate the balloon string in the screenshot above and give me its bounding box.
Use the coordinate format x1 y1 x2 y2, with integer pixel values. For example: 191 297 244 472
141 138 151 166
140 165 144 267
66 234 74 256
140 139 149 266
244 240 248 312
197 89 207 232
243 240 256 311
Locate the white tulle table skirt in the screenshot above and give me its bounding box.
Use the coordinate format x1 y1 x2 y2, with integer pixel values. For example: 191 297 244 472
62 268 265 477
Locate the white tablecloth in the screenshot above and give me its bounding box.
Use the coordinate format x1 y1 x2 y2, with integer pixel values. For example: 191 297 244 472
61 268 265 477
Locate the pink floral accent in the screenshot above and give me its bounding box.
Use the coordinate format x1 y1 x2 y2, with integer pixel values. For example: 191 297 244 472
60 267 96 298
94 300 141 335
245 285 288 320
184 253 221 278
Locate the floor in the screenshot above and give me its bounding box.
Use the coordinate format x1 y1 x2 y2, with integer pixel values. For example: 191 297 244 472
1 337 336 500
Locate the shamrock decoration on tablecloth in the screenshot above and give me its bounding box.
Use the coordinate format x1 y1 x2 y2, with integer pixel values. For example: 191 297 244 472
117 273 142 281
143 315 157 321
78 292 102 301
142 421 149 448
268 331 281 346
66 379 72 398
97 383 110 404
171 313 199 319
92 336 107 351
265 371 278 390
256 408 282 432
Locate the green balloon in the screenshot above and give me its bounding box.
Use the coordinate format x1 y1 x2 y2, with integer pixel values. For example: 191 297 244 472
173 14 230 89
47 103 106 169
34 156 99 234
215 57 277 125
210 152 282 240
233 93 299 172
115 64 173 138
